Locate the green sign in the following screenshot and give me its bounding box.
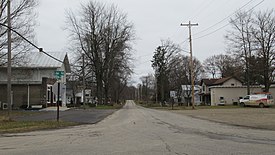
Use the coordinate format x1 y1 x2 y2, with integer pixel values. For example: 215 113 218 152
54 71 64 79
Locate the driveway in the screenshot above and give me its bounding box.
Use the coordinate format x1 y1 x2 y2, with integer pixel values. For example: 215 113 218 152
1 100 275 155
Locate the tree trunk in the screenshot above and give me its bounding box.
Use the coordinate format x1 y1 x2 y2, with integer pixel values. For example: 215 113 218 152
96 73 103 104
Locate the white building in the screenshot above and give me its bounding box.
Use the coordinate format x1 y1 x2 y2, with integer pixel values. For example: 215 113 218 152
0 52 70 108
181 85 201 105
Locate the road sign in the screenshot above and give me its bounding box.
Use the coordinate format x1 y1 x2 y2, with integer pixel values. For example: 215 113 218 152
54 71 64 79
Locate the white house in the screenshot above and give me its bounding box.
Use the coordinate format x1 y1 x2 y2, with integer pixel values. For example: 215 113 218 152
181 85 201 105
0 52 71 108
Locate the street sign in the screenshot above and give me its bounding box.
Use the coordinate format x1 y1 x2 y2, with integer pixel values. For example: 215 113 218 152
54 71 64 80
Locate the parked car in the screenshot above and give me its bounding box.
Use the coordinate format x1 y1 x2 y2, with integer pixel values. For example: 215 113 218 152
239 93 274 108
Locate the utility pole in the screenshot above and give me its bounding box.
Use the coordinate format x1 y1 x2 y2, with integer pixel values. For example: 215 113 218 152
7 0 12 118
145 76 148 104
181 21 198 110
82 53 86 107
137 85 139 102
140 84 143 102
155 74 158 105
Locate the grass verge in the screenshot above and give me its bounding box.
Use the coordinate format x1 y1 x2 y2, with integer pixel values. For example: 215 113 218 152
138 102 241 110
0 120 78 134
0 110 78 134
94 104 124 109
78 103 124 110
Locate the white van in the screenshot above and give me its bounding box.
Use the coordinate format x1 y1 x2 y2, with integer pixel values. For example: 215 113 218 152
239 93 274 108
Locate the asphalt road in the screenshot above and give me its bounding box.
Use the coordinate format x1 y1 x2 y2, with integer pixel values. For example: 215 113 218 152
1 100 275 155
14 108 116 124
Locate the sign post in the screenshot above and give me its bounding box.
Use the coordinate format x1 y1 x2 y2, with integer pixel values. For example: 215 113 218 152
54 71 64 122
170 91 176 110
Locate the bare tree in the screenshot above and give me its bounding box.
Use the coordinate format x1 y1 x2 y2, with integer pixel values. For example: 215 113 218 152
66 1 135 104
0 0 38 66
178 55 203 84
110 60 133 104
167 54 187 102
140 74 155 103
203 55 219 78
168 54 203 105
215 54 242 78
151 39 180 103
226 9 275 92
252 9 275 92
226 11 254 94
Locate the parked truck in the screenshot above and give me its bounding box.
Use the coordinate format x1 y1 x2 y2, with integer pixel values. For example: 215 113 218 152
239 93 274 108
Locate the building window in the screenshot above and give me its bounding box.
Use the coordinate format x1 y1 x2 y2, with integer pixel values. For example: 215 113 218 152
203 86 205 91
46 85 52 103
231 83 235 86
53 94 56 103
46 85 56 103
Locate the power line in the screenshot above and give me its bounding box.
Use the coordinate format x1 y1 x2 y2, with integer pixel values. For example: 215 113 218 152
177 0 255 51
193 0 257 36
194 23 229 40
189 0 216 20
194 0 265 40
0 23 64 63
169 1 214 42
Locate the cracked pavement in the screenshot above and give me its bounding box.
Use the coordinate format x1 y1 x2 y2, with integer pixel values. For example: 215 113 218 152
1 100 275 155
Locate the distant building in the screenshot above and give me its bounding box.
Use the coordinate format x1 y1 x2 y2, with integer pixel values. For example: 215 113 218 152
200 79 219 105
0 52 71 109
181 85 201 105
200 76 275 106
200 77 243 106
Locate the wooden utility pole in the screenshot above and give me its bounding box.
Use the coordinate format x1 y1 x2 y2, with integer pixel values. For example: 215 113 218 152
155 74 158 105
180 21 198 110
7 0 12 118
82 53 86 107
140 84 143 102
137 85 140 102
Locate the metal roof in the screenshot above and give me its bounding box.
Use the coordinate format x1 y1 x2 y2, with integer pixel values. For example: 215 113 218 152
24 52 66 68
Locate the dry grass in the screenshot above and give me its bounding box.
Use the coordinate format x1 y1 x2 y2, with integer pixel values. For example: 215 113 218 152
0 120 78 133
0 110 78 133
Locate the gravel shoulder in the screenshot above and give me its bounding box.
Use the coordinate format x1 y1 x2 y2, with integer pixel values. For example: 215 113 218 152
171 108 275 130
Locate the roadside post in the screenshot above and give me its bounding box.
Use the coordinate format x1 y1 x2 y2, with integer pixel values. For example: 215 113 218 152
170 91 176 110
54 71 64 122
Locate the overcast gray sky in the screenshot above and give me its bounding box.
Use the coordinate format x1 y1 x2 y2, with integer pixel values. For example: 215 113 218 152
35 0 274 84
